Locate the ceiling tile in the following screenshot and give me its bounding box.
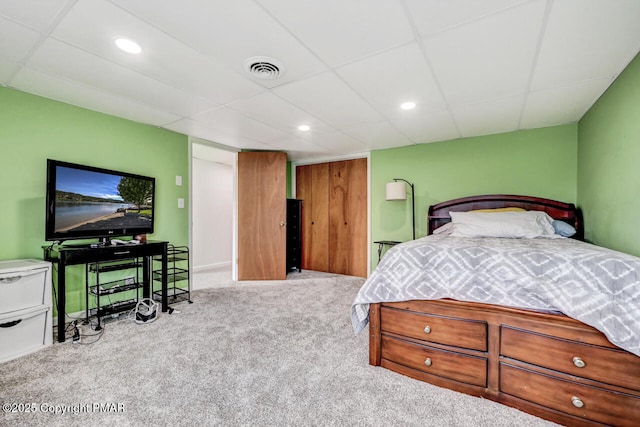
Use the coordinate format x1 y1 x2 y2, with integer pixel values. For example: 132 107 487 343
271 133 332 154
390 109 460 144
111 0 327 88
52 0 264 104
0 60 20 84
257 0 413 67
287 150 331 162
0 0 69 31
531 0 640 90
336 42 446 115
451 95 524 137
27 38 218 117
297 130 369 153
192 106 289 145
228 92 335 134
273 71 384 129
11 67 180 126
521 78 613 129
424 0 546 106
343 121 414 151
404 0 530 38
165 118 274 150
0 16 42 63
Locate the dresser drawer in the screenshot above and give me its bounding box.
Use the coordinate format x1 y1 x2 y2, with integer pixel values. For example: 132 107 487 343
0 262 49 313
381 335 487 387
381 306 487 351
0 305 52 363
500 363 640 427
501 326 640 391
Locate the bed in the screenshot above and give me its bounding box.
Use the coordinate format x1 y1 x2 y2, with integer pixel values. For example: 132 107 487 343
352 195 640 427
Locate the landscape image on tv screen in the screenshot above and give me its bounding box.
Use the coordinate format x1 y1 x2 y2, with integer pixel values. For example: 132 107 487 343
54 165 154 234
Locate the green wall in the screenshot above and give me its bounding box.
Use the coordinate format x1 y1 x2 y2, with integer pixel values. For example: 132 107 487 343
578 53 640 255
371 125 577 266
0 87 189 312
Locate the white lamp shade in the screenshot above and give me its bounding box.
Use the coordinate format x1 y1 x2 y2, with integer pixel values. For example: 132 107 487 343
386 181 407 200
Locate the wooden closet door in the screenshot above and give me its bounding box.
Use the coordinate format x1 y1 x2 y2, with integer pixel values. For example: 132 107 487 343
296 163 329 272
237 152 287 280
329 158 367 277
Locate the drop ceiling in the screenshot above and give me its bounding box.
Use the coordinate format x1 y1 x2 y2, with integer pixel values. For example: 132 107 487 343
2 0 639 161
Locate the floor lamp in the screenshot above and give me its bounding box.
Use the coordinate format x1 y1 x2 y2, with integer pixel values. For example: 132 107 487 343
385 178 415 240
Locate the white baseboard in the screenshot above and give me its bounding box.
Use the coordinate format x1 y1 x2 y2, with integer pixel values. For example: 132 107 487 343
193 261 231 273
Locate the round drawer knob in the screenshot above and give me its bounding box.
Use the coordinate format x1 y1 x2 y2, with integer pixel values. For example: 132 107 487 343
572 356 586 368
424 358 432 367
571 396 584 408
423 325 431 334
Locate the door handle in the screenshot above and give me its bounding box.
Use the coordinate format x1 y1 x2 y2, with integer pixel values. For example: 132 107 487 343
280 221 286 227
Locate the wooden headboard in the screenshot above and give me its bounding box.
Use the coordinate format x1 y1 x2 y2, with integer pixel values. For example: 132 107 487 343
427 194 583 240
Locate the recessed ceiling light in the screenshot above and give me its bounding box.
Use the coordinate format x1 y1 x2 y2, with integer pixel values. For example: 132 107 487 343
298 125 311 132
115 38 142 54
400 101 416 110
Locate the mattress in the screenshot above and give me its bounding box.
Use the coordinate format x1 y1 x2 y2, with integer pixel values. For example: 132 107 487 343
352 235 640 357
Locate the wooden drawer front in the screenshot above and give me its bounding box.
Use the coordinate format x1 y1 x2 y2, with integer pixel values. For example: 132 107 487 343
501 326 640 391
500 363 640 427
380 307 487 351
381 335 487 387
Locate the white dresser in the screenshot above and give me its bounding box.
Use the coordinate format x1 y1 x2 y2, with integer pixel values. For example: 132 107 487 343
0 259 53 363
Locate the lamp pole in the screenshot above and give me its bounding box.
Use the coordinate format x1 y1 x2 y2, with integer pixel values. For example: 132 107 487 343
393 178 415 240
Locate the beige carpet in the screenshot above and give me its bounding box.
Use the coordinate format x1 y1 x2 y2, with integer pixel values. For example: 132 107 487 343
0 271 558 426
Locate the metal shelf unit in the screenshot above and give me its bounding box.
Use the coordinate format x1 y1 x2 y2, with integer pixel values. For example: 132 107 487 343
153 245 190 305
86 258 142 329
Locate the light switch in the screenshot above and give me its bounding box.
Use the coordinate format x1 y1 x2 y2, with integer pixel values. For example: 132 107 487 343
176 175 182 186
178 198 184 208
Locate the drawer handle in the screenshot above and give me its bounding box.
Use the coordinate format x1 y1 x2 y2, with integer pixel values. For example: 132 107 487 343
0 268 46 282
423 325 431 334
572 356 586 368
571 396 584 408
424 357 432 367
0 319 22 328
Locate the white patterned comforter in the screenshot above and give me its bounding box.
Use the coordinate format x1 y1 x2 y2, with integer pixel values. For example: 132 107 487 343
352 235 640 357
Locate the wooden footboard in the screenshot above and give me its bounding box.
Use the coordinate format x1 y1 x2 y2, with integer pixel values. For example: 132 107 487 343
369 300 640 427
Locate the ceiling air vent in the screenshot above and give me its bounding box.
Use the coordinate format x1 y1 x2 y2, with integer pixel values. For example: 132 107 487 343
244 57 285 80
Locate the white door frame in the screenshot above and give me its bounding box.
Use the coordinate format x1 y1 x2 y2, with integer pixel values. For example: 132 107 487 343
188 137 240 281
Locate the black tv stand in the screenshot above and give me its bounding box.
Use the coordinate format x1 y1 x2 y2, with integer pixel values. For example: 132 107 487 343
44 240 168 342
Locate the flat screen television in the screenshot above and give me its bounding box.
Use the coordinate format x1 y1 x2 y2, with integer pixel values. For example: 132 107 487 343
45 159 155 243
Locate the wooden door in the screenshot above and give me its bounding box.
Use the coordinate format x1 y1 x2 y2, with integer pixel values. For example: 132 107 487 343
296 163 329 272
237 152 287 280
329 158 368 277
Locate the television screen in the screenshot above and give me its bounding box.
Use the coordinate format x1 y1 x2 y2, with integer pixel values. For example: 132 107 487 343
45 159 155 242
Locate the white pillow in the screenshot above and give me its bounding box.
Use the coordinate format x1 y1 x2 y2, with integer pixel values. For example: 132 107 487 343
433 222 454 235
449 211 556 238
